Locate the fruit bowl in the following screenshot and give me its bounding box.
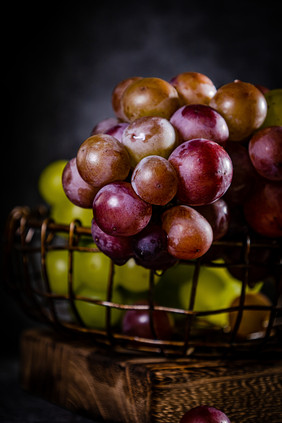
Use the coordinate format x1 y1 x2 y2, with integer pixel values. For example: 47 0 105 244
4 205 282 357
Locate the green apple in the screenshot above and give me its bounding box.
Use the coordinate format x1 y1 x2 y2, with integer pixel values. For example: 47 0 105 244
229 292 272 338
75 244 112 292
179 260 262 328
45 244 112 295
114 258 160 293
38 159 68 205
155 260 262 328
74 286 123 329
50 196 93 227
45 249 81 295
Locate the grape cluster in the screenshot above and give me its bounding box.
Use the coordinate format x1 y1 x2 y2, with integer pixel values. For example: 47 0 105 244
61 72 281 270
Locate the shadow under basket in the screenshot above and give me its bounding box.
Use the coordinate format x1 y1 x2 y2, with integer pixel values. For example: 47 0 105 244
4 205 282 358
4 206 282 423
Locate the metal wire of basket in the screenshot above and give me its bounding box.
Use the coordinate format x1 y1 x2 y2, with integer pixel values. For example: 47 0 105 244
3 205 282 357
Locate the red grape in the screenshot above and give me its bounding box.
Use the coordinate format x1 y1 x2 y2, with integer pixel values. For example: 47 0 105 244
243 180 282 238
91 218 133 265
179 405 231 423
121 77 180 122
170 104 229 146
122 301 173 340
170 71 217 105
122 116 178 167
193 198 230 241
62 158 99 208
224 141 257 205
76 134 131 188
162 205 213 260
105 122 129 142
131 155 178 205
169 139 233 206
93 181 152 237
248 126 282 181
90 117 120 135
209 80 267 141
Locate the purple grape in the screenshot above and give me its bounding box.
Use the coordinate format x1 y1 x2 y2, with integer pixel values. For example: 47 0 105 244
93 181 152 237
132 222 178 270
122 301 173 340
62 158 99 208
105 122 129 142
193 198 230 241
170 104 229 146
90 117 120 135
168 139 233 206
179 405 231 423
91 218 133 265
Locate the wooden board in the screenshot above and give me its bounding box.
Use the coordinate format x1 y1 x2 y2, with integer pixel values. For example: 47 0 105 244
20 328 282 423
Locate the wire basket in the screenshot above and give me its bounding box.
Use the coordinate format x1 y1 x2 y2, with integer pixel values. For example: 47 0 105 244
4 205 282 357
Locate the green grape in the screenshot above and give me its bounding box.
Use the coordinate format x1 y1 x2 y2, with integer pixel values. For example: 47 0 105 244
74 286 123 329
38 159 68 205
260 89 282 128
114 258 160 293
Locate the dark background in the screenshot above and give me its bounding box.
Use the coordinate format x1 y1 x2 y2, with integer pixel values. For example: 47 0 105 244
2 0 281 357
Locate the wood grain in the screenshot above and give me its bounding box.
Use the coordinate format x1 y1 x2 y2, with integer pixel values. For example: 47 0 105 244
20 328 282 423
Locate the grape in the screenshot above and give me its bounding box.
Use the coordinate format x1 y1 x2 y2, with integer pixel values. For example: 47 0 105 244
105 122 129 142
62 158 99 208
75 286 123 329
90 117 120 136
161 205 213 260
135 249 178 270
248 126 282 181
228 292 272 339
260 88 282 128
168 139 233 206
114 257 160 292
93 181 152 237
121 77 180 122
243 180 282 238
112 76 142 120
133 222 169 265
38 159 68 205
209 80 267 141
122 300 173 340
224 141 257 205
131 155 178 205
179 405 231 423
170 104 229 146
76 134 131 188
122 116 178 167
170 71 217 106
91 218 133 265
193 198 230 241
